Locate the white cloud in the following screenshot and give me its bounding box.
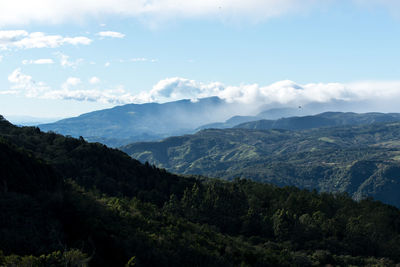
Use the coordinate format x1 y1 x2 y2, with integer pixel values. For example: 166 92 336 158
60 77 81 91
0 30 92 50
0 0 399 26
104 62 110 67
97 31 125 38
7 68 50 97
5 68 134 104
0 0 330 26
129 77 400 110
22 58 54 65
89 76 100 84
65 77 81 86
56 53 83 68
42 87 132 103
5 69 400 112
0 30 28 40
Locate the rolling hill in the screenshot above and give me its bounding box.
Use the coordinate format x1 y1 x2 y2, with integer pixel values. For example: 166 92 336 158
122 114 400 208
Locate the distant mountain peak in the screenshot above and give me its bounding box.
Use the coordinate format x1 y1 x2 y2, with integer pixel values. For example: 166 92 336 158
38 96 230 147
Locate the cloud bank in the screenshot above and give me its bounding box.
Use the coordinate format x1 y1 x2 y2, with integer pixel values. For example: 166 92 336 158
0 0 319 26
0 30 91 50
136 78 400 109
0 0 399 26
5 70 400 113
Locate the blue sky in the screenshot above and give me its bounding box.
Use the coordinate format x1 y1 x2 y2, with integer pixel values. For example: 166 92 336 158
1 0 400 119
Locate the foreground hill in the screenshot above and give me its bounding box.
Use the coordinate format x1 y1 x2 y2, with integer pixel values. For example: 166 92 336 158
122 119 400 207
2 115 400 266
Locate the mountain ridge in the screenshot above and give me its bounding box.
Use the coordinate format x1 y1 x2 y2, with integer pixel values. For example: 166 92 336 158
234 112 400 130
38 97 240 147
121 114 400 207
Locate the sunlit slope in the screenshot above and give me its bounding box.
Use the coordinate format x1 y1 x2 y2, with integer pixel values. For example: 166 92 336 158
122 122 400 207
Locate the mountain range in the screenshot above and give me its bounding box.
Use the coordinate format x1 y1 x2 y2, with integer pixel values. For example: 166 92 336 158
37 97 361 147
38 97 239 147
235 112 400 130
121 112 400 208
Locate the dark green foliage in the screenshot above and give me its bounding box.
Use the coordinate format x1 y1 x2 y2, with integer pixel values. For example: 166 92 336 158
1 115 400 266
0 117 194 205
0 249 89 267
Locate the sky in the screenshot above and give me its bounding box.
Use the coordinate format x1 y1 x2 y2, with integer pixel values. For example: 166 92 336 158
1 0 400 120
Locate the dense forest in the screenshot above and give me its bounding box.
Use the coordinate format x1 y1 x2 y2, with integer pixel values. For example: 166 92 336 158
122 120 400 208
1 115 400 266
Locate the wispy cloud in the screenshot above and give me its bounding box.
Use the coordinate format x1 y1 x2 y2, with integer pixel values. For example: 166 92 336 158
132 57 157 62
56 52 83 69
7 68 50 97
97 31 125 38
22 58 54 65
119 58 158 63
130 58 147 62
0 30 92 50
6 68 134 104
43 87 131 103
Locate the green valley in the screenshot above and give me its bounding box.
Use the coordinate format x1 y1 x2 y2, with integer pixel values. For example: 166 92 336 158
122 117 400 208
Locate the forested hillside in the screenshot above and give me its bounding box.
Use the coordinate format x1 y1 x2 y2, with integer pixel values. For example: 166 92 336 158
122 121 400 207
2 115 400 266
